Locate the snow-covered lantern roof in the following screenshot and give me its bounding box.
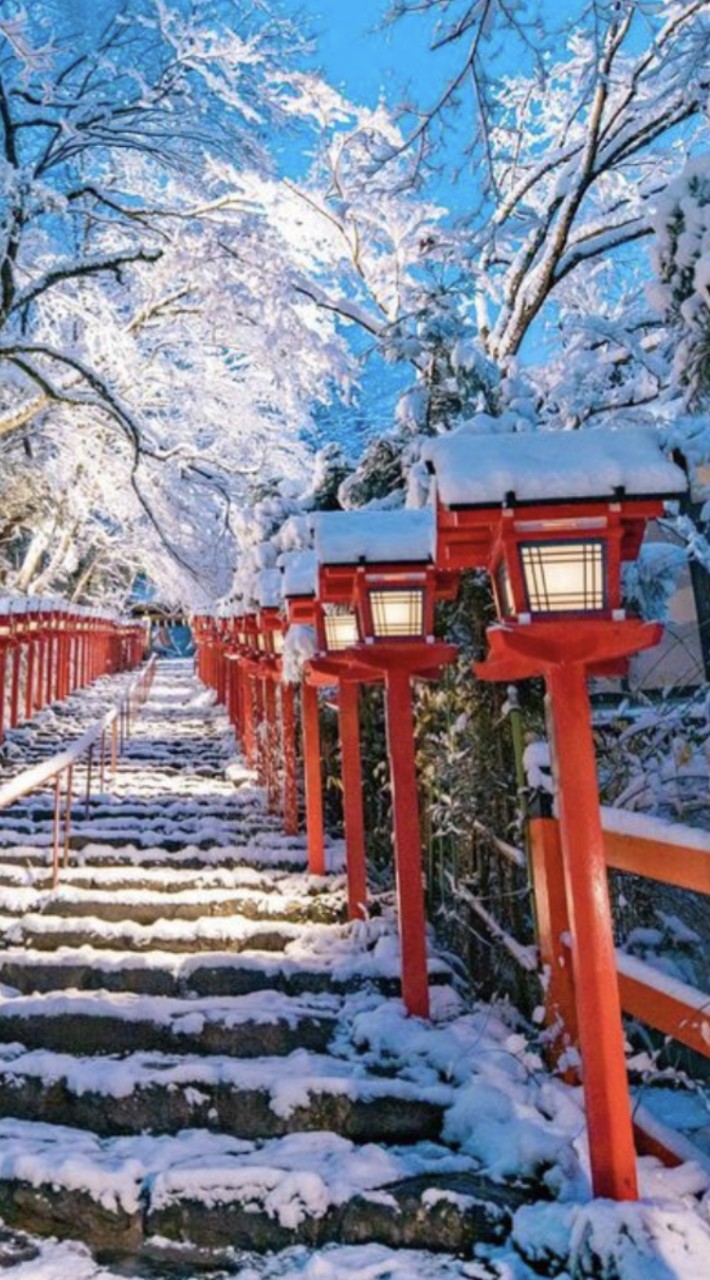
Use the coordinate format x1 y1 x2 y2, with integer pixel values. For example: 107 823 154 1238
255 569 286 659
423 427 687 626
0 596 12 637
280 550 317 627
231 601 250 648
312 508 450 653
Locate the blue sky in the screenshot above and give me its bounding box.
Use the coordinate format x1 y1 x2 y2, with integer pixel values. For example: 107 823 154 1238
290 0 429 108
282 0 467 180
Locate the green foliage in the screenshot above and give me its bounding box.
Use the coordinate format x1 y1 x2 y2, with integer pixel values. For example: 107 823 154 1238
338 436 407 509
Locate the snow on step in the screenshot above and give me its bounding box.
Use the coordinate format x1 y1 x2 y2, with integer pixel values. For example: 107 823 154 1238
0 938 451 998
1 909 356 954
0 1117 516 1256
0 988 340 1057
0 1042 450 1141
0 862 335 895
0 879 346 925
0 835 338 870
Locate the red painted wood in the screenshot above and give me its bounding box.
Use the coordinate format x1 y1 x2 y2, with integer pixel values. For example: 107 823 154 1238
338 680 367 921
547 662 638 1201
604 828 710 895
281 683 299 837
528 817 579 1073
0 645 6 741
302 681 325 876
10 642 21 727
264 678 279 814
384 667 430 1020
24 638 36 722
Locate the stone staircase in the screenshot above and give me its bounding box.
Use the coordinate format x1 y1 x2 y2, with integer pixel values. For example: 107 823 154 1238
0 659 523 1277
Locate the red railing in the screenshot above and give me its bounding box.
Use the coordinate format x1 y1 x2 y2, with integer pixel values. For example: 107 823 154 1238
0 655 157 886
193 615 299 837
530 808 710 1169
0 597 147 742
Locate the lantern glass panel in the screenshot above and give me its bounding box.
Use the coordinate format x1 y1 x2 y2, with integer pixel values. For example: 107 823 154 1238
519 540 605 613
324 610 359 651
272 630 285 655
368 588 424 638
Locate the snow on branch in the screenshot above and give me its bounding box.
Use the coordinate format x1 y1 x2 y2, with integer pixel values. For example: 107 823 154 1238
10 247 163 315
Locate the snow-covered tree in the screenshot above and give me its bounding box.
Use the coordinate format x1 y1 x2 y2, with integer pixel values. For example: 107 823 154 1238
0 1 359 600
650 154 710 408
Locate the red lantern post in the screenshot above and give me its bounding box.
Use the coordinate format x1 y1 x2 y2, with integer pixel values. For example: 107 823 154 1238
312 509 458 1016
424 425 688 1200
0 598 11 741
9 601 25 727
281 551 325 874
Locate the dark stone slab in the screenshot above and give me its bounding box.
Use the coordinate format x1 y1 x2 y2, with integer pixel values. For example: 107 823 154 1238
0 1073 443 1143
0 1180 143 1253
0 1010 336 1057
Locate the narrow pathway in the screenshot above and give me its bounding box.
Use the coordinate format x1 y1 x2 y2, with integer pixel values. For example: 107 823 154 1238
0 660 698 1279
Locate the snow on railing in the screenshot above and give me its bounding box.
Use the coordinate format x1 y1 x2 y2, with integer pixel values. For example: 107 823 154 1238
0 655 156 887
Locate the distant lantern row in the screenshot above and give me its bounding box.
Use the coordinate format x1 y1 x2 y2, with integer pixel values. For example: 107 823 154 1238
0 597 147 740
193 426 688 1205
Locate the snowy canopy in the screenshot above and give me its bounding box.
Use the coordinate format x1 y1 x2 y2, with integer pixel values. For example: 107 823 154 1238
313 509 436 566
422 428 688 508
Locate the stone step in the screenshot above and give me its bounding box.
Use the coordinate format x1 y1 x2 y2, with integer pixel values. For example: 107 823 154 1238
0 944 447 999
0 836 317 870
0 830 284 851
0 989 338 1057
0 1118 521 1258
0 1045 448 1142
0 863 321 895
0 793 268 815
0 885 345 926
0 910 337 953
0 860 337 901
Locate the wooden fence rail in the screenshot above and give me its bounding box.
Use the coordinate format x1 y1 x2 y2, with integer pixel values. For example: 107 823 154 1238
530 808 710 1170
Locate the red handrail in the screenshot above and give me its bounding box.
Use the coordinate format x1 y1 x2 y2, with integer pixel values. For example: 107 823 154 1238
0 655 157 886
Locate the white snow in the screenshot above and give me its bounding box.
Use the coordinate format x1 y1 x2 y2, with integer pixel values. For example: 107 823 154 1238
313 507 436 565
280 549 317 598
422 426 687 507
602 804 710 854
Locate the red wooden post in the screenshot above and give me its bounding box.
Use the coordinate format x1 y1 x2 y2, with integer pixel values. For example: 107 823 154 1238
35 622 47 712
282 682 299 836
0 608 8 741
264 677 280 813
45 615 55 705
529 816 579 1070
232 657 242 737
384 666 429 1019
242 668 256 767
253 677 266 785
24 609 39 721
302 681 325 875
338 679 368 921
24 637 35 720
9 629 22 728
546 662 638 1201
